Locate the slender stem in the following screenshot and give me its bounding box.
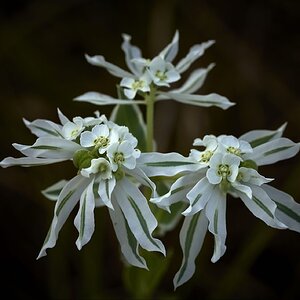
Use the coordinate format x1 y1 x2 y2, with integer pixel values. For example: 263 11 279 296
145 85 156 152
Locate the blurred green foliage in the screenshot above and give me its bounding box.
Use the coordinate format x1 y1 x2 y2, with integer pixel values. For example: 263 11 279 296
0 0 299 299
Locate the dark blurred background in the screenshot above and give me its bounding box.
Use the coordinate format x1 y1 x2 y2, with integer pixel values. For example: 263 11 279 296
1 0 300 299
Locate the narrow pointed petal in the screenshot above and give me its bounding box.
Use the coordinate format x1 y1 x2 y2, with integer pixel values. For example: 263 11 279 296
184 177 214 216
98 177 116 210
13 137 81 159
175 40 215 73
231 182 252 199
173 211 208 289
138 152 201 177
244 138 300 166
109 195 148 269
0 156 67 168
124 167 157 196
238 185 287 229
121 34 143 76
37 175 89 259
205 187 227 263
263 185 300 233
85 54 134 78
57 108 70 125
239 123 287 148
42 179 69 201
157 92 235 110
74 179 96 250
159 30 179 62
151 173 200 211
23 118 63 138
159 64 215 95
74 91 145 106
114 177 165 255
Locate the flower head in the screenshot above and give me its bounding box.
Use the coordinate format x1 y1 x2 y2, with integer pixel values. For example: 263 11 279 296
138 124 300 288
75 31 235 110
0 110 165 268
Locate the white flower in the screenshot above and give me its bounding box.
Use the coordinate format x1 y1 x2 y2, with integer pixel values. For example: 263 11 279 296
0 110 165 269
62 117 84 140
206 153 240 184
148 56 180 87
107 141 141 172
80 124 118 154
190 135 218 164
138 125 300 289
120 74 151 99
75 31 235 110
80 157 112 179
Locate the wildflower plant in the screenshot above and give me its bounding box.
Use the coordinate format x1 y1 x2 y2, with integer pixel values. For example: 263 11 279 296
1 31 300 293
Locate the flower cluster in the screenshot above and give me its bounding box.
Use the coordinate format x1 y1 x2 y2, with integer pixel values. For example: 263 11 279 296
74 31 234 110
0 110 166 268
1 31 300 291
138 124 300 288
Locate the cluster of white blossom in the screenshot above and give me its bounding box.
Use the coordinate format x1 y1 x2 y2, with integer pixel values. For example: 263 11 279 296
1 31 300 290
75 31 234 110
1 110 166 268
138 124 300 287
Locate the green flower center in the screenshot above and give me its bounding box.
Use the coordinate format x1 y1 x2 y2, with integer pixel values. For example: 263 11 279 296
217 164 231 178
200 150 213 163
94 136 109 148
113 152 125 164
132 80 145 91
227 146 241 156
155 70 167 81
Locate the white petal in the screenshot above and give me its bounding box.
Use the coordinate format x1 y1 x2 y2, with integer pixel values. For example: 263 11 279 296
138 152 202 177
80 131 96 147
205 187 227 262
151 172 200 211
74 179 96 250
98 177 116 210
244 138 300 166
157 92 235 110
121 34 143 76
175 40 215 73
238 185 287 229
231 182 252 199
23 118 63 138
184 177 214 216
13 137 81 159
0 157 67 168
114 177 166 255
159 30 179 62
239 123 287 148
173 211 208 289
262 184 300 233
165 64 215 95
109 195 147 268
206 168 222 184
37 175 89 259
42 179 69 201
85 54 134 78
74 91 145 105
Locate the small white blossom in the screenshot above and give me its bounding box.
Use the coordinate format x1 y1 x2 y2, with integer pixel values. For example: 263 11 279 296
80 124 118 154
148 56 180 87
81 157 112 179
120 74 151 99
138 126 300 289
0 110 165 268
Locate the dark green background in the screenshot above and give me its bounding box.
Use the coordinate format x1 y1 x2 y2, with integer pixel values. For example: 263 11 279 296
1 0 299 299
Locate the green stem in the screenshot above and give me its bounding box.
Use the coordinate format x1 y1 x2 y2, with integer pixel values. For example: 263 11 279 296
145 85 156 152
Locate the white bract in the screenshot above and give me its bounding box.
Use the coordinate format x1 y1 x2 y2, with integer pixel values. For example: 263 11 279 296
74 31 235 110
138 124 300 289
0 110 165 269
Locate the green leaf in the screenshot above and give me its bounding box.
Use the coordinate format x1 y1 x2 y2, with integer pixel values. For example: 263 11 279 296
110 104 147 152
